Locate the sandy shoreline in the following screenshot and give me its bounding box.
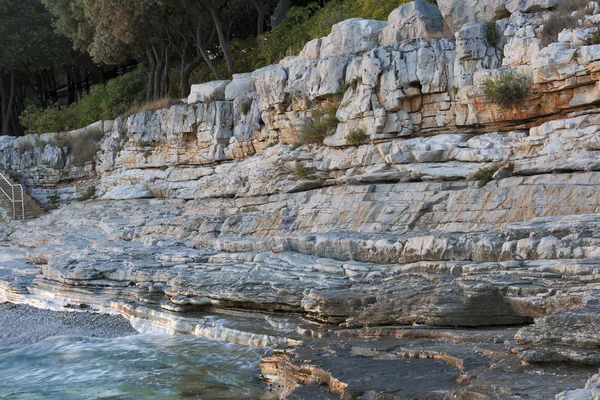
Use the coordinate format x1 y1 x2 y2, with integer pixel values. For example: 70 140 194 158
0 302 138 352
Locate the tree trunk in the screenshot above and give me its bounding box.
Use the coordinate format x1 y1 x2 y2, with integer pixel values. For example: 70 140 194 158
194 25 222 81
180 54 204 98
146 50 156 102
206 4 236 76
67 70 75 105
152 44 165 100
161 46 171 98
1 70 16 136
271 0 291 28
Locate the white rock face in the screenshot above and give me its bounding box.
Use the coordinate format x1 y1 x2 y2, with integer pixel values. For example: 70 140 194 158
437 0 508 31
319 18 388 59
251 65 288 111
225 73 256 101
102 183 154 200
188 80 232 104
504 0 558 13
379 0 444 46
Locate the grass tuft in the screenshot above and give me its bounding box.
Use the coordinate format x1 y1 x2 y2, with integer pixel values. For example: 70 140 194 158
345 128 368 146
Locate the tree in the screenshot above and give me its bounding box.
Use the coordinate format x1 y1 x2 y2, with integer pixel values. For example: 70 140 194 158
0 0 72 135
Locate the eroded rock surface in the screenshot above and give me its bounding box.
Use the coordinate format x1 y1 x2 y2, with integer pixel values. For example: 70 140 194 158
2 1 600 398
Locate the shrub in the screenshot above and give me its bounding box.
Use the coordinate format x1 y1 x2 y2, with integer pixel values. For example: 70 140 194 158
20 67 147 134
69 128 106 167
587 24 600 45
267 140 279 147
13 136 45 154
226 0 415 72
473 164 500 187
123 98 181 118
485 21 500 47
19 105 77 134
540 0 591 48
345 128 368 146
481 70 528 107
294 164 315 180
298 101 340 144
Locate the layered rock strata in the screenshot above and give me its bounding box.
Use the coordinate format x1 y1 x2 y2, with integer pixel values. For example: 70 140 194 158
1 0 600 398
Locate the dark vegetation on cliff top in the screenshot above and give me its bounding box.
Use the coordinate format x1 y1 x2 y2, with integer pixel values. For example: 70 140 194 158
1 0 417 136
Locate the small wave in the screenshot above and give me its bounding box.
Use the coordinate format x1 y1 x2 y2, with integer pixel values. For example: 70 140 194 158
0 335 276 400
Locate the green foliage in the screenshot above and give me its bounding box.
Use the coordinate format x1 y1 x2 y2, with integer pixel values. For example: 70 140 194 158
19 105 76 134
294 165 316 180
345 128 368 146
267 140 279 148
299 101 340 144
481 70 528 107
19 68 147 134
484 21 500 47
587 24 600 45
228 0 412 72
473 164 500 187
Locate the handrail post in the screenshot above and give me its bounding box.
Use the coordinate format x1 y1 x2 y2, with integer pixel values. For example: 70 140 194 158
11 186 15 219
20 185 24 220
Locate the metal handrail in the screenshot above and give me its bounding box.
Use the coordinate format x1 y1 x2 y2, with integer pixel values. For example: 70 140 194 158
0 172 25 220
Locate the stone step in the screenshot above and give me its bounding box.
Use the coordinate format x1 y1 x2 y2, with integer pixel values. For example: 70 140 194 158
0 171 45 220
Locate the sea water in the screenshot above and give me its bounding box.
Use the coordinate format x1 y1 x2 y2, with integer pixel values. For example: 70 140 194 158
0 334 277 400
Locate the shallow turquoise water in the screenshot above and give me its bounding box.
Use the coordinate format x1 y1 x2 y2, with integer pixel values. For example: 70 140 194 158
0 335 277 400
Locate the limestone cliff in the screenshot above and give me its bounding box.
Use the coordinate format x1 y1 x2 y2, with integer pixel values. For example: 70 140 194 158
2 0 600 398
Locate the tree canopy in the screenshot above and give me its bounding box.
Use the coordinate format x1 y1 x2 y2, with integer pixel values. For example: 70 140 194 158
2 0 412 136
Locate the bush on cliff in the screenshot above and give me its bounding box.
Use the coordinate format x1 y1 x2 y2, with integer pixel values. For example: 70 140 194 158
345 128 368 146
540 0 591 48
230 0 417 71
481 70 528 107
299 101 340 144
19 68 147 134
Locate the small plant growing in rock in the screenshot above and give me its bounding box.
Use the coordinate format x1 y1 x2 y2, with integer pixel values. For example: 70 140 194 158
540 0 590 47
298 101 340 144
337 82 350 95
290 143 301 151
345 128 368 146
240 98 253 115
485 21 500 47
267 140 279 147
481 70 528 107
78 185 96 201
294 164 315 180
349 77 360 91
587 24 600 45
473 164 500 187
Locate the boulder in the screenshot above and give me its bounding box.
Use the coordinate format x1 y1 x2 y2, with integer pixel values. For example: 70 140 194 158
225 73 256 101
251 65 289 111
187 80 231 104
504 0 559 13
102 183 154 200
437 0 508 32
379 0 444 46
319 18 388 59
